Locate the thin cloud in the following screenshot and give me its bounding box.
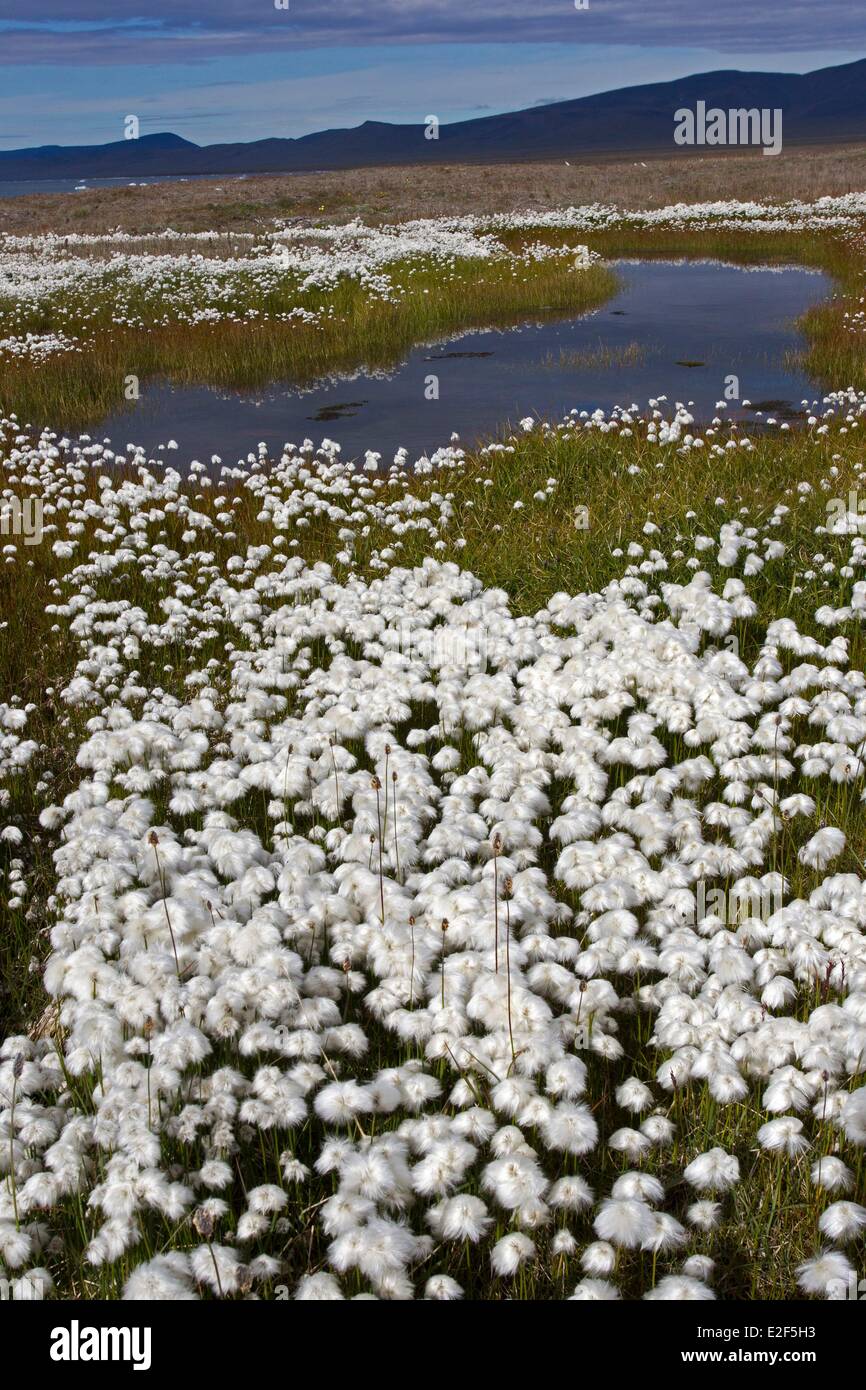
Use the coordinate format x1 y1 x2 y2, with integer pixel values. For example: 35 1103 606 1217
0 1 863 65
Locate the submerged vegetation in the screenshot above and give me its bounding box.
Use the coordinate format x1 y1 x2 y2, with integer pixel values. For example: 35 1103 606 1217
541 341 651 372
1 192 866 1302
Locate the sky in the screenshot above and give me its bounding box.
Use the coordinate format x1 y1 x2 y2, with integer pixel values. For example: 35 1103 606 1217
0 1 864 150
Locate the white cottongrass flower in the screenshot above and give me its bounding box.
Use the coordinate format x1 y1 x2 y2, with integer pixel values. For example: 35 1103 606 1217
796 1249 855 1297
645 1275 716 1301
580 1241 616 1277
482 1154 547 1211
686 1200 722 1230
593 1198 656 1249
122 1254 198 1300
548 1175 594 1212
757 1116 810 1157
611 1171 664 1204
541 1102 598 1155
682 1255 715 1282
810 1156 853 1193
608 1126 651 1158
190 1243 242 1295
426 1194 491 1243
641 1114 675 1146
641 1212 687 1254
841 1087 866 1145
797 827 845 870
569 1279 621 1300
294 1272 345 1300
314 1080 374 1126
490 1232 535 1277
818 1201 866 1243
683 1148 740 1193
425 1274 464 1300
616 1077 654 1113
551 1230 577 1257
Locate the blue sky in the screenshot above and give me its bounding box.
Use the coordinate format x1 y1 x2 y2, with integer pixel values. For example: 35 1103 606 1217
0 1 863 149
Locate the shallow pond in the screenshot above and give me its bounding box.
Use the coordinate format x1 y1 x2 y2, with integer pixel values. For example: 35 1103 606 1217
92 258 833 465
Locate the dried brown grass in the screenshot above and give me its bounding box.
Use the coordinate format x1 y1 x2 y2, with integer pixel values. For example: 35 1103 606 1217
2 142 866 236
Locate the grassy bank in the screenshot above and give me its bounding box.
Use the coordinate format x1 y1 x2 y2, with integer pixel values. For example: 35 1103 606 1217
1 248 617 430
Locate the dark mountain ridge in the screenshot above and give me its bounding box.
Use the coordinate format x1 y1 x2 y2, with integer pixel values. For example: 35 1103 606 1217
3 58 866 180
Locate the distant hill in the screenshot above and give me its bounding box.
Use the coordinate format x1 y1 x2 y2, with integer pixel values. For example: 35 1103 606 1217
3 58 866 180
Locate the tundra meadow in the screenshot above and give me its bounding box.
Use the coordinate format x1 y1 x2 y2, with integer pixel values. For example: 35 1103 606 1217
3 150 866 1306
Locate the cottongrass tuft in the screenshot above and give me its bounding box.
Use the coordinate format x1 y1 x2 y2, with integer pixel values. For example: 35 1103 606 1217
490 1232 535 1277
683 1149 740 1193
810 1156 853 1192
817 1201 866 1243
593 1198 655 1249
796 1249 855 1297
569 1278 621 1300
425 1274 464 1300
644 1275 716 1301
